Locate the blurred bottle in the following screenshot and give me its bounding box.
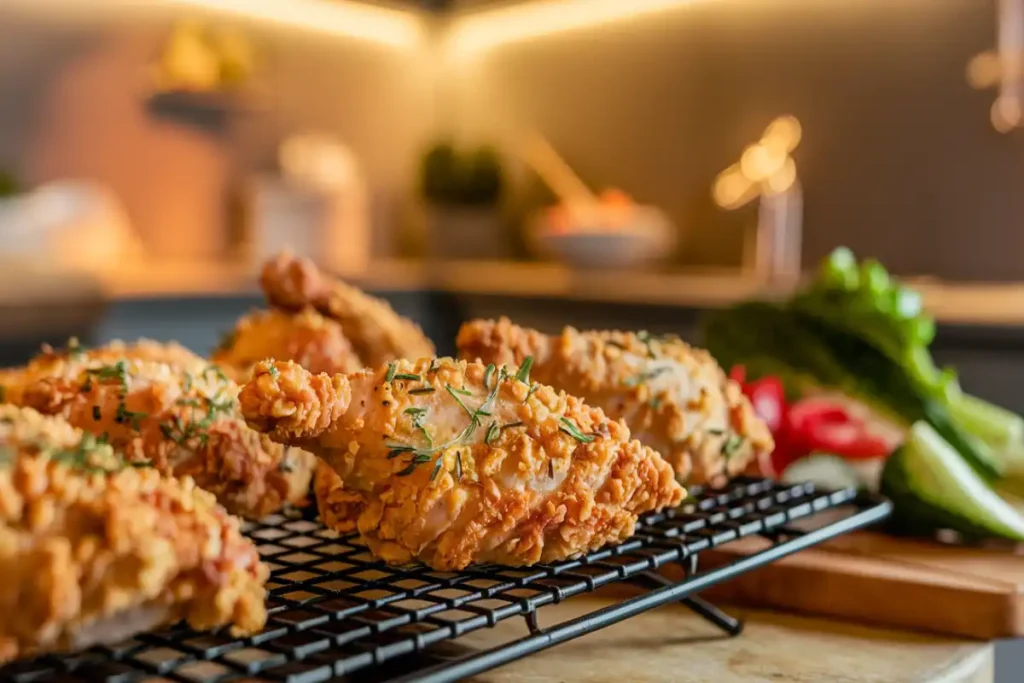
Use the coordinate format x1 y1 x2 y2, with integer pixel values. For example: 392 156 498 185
246 133 370 274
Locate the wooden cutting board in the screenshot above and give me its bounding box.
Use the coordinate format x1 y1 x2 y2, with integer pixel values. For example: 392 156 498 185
676 531 1024 640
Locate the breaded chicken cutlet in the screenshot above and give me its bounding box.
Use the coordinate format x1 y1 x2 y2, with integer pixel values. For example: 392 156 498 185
2 341 315 519
212 308 363 384
238 358 684 570
259 251 435 367
0 404 267 663
457 318 773 486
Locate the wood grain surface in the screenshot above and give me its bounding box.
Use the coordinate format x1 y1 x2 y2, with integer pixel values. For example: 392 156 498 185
458 594 993 683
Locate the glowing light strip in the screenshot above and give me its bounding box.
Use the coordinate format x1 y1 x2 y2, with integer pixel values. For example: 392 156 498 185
445 0 707 57
9 0 427 49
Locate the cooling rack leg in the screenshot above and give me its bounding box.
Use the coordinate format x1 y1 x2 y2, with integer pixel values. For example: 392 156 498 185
638 571 744 636
681 595 744 636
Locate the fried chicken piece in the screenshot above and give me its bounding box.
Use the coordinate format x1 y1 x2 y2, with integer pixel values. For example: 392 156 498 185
212 308 363 383
8 351 314 519
259 252 435 367
456 318 773 486
0 338 208 405
238 358 684 570
0 404 268 663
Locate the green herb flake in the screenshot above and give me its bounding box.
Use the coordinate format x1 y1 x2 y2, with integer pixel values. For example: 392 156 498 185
483 363 496 389
485 421 500 445
721 434 744 458
559 417 596 443
92 406 102 421
409 387 436 395
394 373 421 382
515 356 534 384
446 384 475 418
455 451 464 480
385 362 398 382
501 421 524 431
268 365 280 378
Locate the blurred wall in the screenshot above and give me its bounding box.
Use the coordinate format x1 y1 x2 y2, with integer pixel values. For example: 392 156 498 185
3 1 1024 279
0 6 436 258
448 0 1024 280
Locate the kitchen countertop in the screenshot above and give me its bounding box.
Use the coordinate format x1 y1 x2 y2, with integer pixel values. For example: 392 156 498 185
461 595 993 683
7 258 1024 327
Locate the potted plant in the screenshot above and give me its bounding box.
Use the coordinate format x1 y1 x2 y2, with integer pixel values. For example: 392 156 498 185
419 141 507 260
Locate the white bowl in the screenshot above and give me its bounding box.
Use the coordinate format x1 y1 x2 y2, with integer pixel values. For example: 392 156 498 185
528 205 676 269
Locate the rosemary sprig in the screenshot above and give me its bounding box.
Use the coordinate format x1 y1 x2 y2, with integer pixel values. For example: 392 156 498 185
483 364 496 389
391 365 510 478
394 373 421 382
515 356 534 383
559 416 596 443
409 387 436 395
385 362 397 382
446 384 474 418
485 421 500 445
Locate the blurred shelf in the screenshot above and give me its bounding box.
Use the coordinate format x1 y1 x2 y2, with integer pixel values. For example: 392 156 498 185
85 258 1024 328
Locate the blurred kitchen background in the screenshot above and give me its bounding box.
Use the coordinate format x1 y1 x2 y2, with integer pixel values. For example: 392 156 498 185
4 0 1024 409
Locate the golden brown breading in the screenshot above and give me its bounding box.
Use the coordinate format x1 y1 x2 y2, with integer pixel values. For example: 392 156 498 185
238 358 684 570
212 308 363 383
0 404 268 663
0 339 208 405
313 461 362 534
259 252 435 366
9 353 314 519
456 318 773 486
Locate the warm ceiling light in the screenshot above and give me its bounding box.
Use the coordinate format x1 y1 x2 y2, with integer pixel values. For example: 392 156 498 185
445 0 705 58
18 0 427 49
160 0 425 48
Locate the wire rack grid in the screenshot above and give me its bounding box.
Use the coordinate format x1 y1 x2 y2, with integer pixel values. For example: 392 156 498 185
0 477 891 683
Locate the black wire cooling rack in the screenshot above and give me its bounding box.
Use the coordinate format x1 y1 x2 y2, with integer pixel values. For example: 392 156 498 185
0 477 890 683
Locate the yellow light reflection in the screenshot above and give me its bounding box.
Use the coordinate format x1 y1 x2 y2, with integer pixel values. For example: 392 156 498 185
446 0 706 58
713 115 801 209
20 0 426 49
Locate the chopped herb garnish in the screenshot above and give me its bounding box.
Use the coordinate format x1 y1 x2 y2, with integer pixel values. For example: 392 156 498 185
515 356 534 384
387 444 416 459
559 417 596 443
722 434 744 458
394 373 421 382
428 359 439 374
446 384 475 418
524 383 541 403
92 406 101 421
623 365 671 388
708 428 725 435
204 365 229 383
431 455 445 481
649 396 662 410
183 371 193 393
455 451 463 480
409 387 436 395
485 421 500 445
268 365 280 378
548 459 554 479
501 421 524 430
385 362 397 382
87 361 129 387
388 365 510 477
483 364 496 389
115 403 148 430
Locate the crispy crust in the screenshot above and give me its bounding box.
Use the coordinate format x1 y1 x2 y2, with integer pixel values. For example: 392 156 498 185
239 358 684 570
456 318 774 486
313 462 361 534
7 349 314 519
0 405 268 662
212 308 363 384
259 252 435 367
